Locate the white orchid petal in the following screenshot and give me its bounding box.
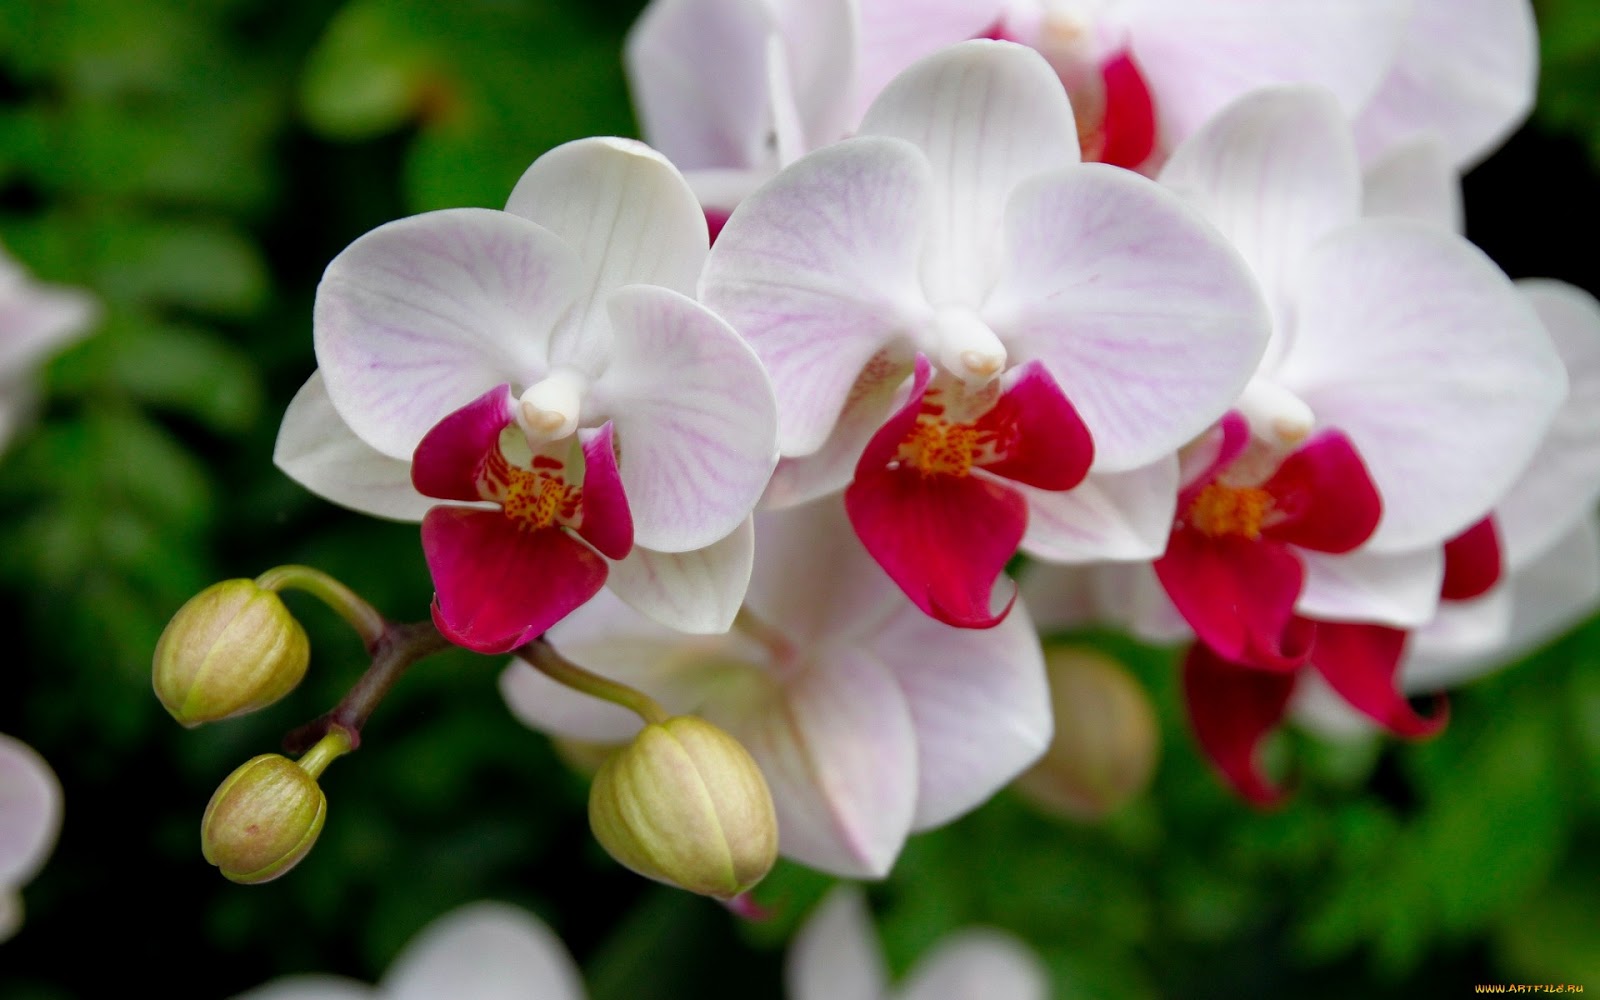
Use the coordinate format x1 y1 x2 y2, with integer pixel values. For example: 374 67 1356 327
595 286 776 552
773 0 860 150
0 736 60 890
852 0 1001 123
1297 547 1444 629
230 975 373 1000
1280 221 1567 551
1405 586 1514 670
1159 86 1360 334
1128 0 1411 147
701 136 931 456
871 598 1051 829
506 138 709 372
1495 281 1600 569
1353 0 1537 168
0 279 96 374
1362 136 1462 233
385 903 587 1000
1017 562 1104 634
314 208 581 459
1097 561 1192 644
760 359 913 510
785 887 890 1000
860 40 1079 305
273 372 435 522
990 163 1268 471
719 649 917 878
1289 673 1377 741
1019 457 1178 563
747 500 905 646
625 0 778 171
896 929 1051 1000
606 521 756 635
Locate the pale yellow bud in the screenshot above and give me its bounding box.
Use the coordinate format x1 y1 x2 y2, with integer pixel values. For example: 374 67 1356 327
153 579 310 727
201 754 326 884
588 716 777 899
1015 647 1160 821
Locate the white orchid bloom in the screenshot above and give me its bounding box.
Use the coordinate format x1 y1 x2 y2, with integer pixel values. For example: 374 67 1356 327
0 734 62 942
0 244 98 455
233 902 587 1000
502 498 1051 878
787 886 1049 1000
275 137 779 649
702 40 1269 628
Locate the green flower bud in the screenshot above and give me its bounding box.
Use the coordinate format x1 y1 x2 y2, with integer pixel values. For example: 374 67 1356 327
201 754 326 884
589 716 777 899
1015 647 1160 821
153 579 310 727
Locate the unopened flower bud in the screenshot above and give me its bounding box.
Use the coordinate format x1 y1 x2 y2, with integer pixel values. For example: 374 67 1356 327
153 579 310 727
588 716 777 899
1015 647 1160 821
201 753 326 884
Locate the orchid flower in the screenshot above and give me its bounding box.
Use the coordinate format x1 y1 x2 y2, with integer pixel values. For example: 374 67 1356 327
501 498 1051 878
274 137 779 650
626 0 858 233
0 734 62 942
787 886 1050 1000
702 40 1269 628
233 902 587 1000
0 244 98 456
852 0 1412 170
1352 0 1538 169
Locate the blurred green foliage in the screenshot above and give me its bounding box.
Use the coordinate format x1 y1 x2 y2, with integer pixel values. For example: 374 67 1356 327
0 1 1596 997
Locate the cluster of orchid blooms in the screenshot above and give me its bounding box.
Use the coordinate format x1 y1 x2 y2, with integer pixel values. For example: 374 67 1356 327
264 0 1600 884
6 0 1599 968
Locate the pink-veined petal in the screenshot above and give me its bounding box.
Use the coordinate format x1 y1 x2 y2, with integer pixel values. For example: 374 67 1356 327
273 372 435 522
1099 51 1158 171
607 520 755 635
974 360 1093 490
1158 86 1360 341
1362 137 1463 233
897 930 1051 1000
761 353 915 509
1496 281 1600 569
314 208 580 460
1182 642 1298 806
1297 546 1444 630
410 384 516 502
989 163 1268 471
1127 0 1410 147
1440 517 1501 601
385 903 587 1000
785 888 889 1000
505 139 708 373
625 0 779 171
422 508 607 654
871 595 1050 828
593 285 776 552
701 136 931 456
852 0 1003 123
1352 0 1537 168
771 0 859 150
1307 620 1446 738
575 422 633 561
714 648 918 878
1259 431 1381 554
0 735 60 890
1155 531 1312 669
1279 220 1567 551
859 40 1079 305
1019 458 1178 564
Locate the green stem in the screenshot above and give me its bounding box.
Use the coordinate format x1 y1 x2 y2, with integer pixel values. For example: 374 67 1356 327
296 728 353 779
255 564 387 648
520 638 669 726
283 620 453 755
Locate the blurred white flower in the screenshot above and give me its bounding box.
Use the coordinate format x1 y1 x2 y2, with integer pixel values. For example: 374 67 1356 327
0 244 97 456
0 733 63 943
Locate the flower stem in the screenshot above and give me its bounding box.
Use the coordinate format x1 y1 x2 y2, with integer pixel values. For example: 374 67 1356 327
283 620 453 755
255 564 388 648
519 638 669 726
296 727 353 779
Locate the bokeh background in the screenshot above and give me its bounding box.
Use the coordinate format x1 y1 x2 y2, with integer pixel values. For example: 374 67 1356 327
3 1 1599 996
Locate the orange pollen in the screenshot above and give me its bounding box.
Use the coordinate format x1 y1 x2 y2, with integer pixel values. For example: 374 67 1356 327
500 466 582 531
1188 483 1273 540
901 417 981 477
